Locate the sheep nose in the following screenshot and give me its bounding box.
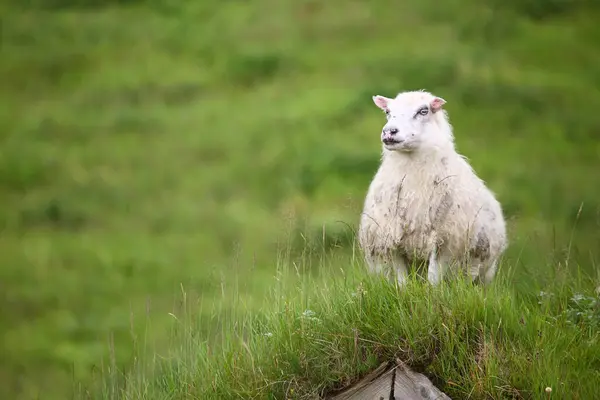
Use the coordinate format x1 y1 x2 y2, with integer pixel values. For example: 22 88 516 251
383 127 399 135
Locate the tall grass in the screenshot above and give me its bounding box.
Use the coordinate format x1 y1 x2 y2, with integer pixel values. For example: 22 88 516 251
82 253 600 399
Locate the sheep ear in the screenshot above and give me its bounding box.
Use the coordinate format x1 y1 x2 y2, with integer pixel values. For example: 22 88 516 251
430 97 446 113
372 95 391 111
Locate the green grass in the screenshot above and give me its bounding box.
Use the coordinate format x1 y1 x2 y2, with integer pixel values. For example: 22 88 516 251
88 262 600 399
1 0 599 398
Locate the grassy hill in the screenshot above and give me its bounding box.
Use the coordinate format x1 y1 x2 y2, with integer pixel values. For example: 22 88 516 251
1 0 599 398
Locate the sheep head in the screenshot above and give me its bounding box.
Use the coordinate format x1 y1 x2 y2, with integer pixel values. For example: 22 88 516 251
372 90 453 153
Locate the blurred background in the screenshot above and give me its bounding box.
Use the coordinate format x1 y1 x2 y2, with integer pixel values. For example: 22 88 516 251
1 0 599 398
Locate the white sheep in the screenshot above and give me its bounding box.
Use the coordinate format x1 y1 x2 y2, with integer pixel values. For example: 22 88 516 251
358 90 507 286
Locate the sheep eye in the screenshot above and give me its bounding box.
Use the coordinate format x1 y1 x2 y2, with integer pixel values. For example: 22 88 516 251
416 107 429 117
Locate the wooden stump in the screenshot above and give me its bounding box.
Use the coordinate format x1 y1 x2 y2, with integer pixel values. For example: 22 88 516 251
327 360 451 400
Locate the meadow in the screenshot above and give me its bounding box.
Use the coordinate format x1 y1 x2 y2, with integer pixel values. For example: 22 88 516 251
1 0 599 398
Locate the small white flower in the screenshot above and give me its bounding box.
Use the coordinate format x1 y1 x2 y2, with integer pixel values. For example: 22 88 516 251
572 294 585 302
300 309 321 323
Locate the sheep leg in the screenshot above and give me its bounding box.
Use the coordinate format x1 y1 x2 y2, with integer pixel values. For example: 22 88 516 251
468 262 482 284
365 253 394 282
467 258 498 285
427 246 446 285
365 252 409 287
365 254 384 275
392 253 409 287
482 259 498 284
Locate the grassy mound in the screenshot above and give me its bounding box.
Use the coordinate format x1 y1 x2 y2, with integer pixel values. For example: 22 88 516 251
91 263 600 399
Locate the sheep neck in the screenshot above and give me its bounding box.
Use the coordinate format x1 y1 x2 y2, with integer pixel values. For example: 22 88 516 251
382 142 455 165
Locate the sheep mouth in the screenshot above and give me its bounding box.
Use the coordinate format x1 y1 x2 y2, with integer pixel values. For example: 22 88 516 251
382 138 403 146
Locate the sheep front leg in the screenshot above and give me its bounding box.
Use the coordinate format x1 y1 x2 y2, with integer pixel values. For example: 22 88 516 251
427 245 446 285
392 253 409 288
365 254 384 276
365 252 409 288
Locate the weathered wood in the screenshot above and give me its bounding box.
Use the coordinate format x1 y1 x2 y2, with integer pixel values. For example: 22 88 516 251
327 360 451 400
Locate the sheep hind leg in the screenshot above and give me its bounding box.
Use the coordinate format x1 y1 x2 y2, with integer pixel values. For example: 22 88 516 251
482 259 498 285
468 259 497 285
468 262 483 285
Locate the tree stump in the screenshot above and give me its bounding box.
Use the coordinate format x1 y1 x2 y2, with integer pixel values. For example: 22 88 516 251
327 360 451 400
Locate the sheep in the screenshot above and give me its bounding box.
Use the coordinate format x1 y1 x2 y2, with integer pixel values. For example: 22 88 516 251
358 90 507 286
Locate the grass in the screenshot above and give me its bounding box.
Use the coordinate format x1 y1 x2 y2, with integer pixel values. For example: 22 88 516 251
87 260 600 399
0 0 599 398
